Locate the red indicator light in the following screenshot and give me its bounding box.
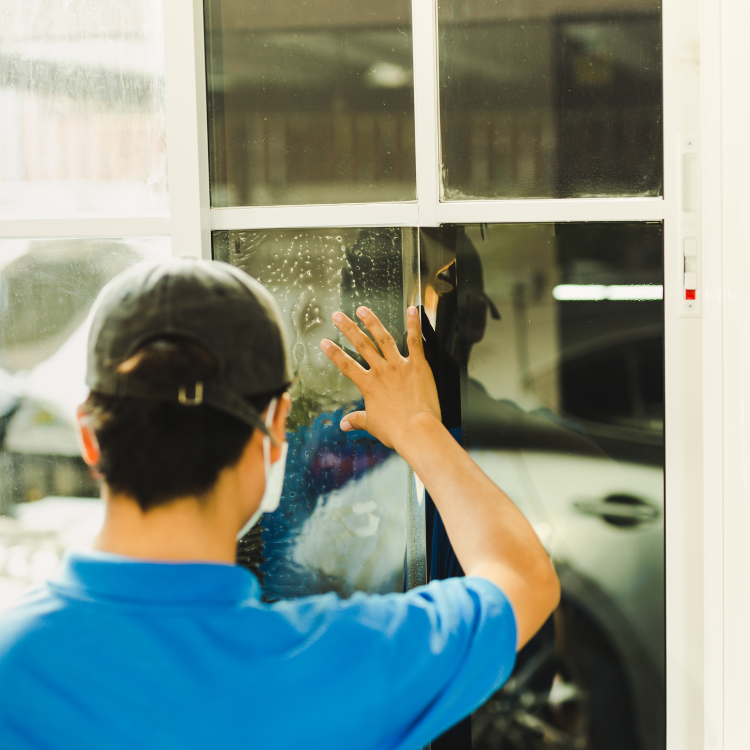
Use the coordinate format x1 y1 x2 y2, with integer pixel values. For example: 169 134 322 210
686 289 696 300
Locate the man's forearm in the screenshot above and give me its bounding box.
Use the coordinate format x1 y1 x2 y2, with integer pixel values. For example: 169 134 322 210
394 412 560 647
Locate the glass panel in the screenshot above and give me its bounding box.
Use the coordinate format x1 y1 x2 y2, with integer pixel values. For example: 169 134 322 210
438 2 662 199
0 1 168 219
205 1 416 207
419 224 664 749
214 228 418 599
0 237 171 602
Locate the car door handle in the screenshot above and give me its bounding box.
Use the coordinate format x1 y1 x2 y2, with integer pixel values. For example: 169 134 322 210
574 494 660 528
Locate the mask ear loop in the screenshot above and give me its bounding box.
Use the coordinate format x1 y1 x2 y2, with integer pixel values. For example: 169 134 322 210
237 396 286 540
262 397 279 479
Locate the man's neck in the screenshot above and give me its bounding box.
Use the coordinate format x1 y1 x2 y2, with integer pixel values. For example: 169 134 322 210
94 487 238 564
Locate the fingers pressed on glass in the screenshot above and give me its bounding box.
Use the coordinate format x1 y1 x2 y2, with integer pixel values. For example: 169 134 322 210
355 307 400 360
320 338 367 385
405 305 425 358
332 311 381 366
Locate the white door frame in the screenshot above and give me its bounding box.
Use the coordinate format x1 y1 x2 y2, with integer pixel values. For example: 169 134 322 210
700 0 750 748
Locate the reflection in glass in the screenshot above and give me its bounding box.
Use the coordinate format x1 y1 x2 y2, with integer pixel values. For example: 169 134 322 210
205 1 416 207
214 229 417 599
438 2 662 199
0 237 171 602
420 224 664 749
0 1 168 219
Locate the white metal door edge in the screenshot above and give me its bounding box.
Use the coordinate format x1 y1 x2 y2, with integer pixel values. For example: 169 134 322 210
663 0 706 748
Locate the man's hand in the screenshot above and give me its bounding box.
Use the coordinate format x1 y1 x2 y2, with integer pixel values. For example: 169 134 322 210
320 306 440 451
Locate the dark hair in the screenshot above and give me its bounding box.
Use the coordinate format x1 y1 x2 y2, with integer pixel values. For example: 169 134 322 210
82 337 284 512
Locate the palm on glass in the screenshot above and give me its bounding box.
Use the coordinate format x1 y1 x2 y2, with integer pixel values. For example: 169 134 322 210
320 306 440 451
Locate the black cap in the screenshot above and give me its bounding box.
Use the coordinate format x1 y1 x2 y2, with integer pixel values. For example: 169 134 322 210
457 232 501 320
86 258 292 439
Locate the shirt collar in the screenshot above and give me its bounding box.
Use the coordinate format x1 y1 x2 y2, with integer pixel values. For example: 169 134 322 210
50 550 262 607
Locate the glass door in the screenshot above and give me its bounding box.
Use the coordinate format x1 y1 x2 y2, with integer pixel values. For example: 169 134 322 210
201 2 674 748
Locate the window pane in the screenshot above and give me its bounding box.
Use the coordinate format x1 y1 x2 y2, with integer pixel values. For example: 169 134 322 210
419 223 664 747
205 1 416 207
0 1 168 219
438 2 662 199
0 237 171 602
215 228 417 599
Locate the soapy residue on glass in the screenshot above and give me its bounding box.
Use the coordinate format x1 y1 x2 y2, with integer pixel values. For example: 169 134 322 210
215 229 411 599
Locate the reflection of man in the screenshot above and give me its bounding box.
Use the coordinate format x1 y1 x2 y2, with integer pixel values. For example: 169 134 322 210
0 259 559 750
456 229 604 454
421 229 604 577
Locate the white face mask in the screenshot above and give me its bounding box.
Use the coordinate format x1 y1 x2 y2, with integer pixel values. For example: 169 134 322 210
236 397 288 540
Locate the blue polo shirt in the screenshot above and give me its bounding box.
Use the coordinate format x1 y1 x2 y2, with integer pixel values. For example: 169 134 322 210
0 551 516 750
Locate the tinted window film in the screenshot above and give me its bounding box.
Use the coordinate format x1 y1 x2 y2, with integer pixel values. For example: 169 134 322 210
421 223 664 748
438 2 662 199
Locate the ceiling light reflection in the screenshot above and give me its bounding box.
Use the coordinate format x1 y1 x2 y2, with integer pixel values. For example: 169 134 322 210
552 284 663 301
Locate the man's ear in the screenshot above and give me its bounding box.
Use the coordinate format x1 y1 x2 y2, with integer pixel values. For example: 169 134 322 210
269 392 291 462
76 404 101 468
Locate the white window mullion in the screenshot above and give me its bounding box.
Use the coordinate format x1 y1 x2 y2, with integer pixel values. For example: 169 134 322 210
412 0 441 227
209 199 666 233
162 0 211 259
210 203 420 232
438 197 665 225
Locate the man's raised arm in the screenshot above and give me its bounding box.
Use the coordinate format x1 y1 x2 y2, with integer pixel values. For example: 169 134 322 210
320 305 560 649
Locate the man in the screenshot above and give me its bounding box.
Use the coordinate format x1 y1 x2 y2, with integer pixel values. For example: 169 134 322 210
0 258 559 749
